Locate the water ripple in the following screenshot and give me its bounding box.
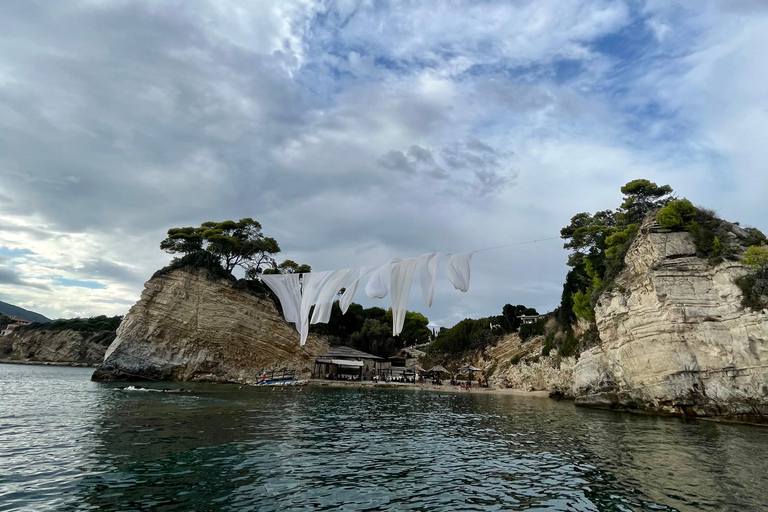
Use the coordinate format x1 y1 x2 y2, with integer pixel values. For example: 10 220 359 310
2 365 768 512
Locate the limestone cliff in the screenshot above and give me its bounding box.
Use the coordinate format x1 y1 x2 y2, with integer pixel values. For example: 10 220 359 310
452 333 575 395
573 215 768 423
92 269 330 383
0 328 114 365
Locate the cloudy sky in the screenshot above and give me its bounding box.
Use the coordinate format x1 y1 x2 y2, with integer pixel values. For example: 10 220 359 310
1 0 766 327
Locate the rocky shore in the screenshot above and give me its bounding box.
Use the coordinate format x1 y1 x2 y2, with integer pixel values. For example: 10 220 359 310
0 328 114 366
92 268 330 383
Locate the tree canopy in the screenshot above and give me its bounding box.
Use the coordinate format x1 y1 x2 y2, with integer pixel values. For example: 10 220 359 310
160 218 310 276
559 179 674 322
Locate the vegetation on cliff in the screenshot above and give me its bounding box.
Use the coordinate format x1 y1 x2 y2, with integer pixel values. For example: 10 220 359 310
19 315 123 333
425 304 539 358
736 244 768 310
158 218 309 276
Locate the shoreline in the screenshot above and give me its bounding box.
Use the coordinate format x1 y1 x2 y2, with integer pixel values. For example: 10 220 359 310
0 360 99 368
298 379 552 397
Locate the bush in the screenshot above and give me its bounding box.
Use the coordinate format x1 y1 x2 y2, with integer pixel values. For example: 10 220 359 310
519 316 547 341
735 272 768 311
152 251 232 281
656 199 697 230
742 245 768 270
20 315 123 333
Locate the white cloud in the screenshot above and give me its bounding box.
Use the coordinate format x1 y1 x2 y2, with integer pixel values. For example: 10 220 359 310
0 0 766 327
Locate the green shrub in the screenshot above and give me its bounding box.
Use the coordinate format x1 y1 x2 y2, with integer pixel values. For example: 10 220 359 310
656 198 697 230
572 289 594 321
559 330 578 357
519 316 547 341
735 272 768 311
742 245 768 270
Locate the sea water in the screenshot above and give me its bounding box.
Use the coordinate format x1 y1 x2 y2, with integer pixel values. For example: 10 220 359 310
1 363 767 512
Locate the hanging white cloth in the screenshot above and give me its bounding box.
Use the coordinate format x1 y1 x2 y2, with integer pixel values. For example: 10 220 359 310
446 252 474 292
299 270 335 345
390 258 420 336
365 258 401 299
258 273 302 328
416 252 441 307
339 265 377 314
311 268 355 325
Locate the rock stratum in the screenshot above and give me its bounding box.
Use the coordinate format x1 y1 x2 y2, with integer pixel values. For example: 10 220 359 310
0 328 114 366
92 269 329 383
573 216 768 423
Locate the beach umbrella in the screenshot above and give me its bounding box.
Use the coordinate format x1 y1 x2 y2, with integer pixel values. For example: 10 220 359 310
429 365 448 374
459 365 483 386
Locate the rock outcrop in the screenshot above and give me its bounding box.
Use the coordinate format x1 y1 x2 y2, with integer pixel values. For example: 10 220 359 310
460 333 576 395
0 328 114 366
573 215 768 423
92 269 330 383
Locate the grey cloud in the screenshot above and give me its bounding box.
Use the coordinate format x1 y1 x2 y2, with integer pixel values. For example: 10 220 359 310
0 267 51 291
0 223 55 241
378 150 414 174
64 259 141 285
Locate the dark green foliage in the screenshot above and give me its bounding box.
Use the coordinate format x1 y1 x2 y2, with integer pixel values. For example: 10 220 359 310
20 315 123 333
510 355 521 365
735 271 768 311
426 318 489 356
501 303 538 332
153 251 233 281
519 316 547 341
310 304 428 359
558 179 674 338
686 209 735 265
619 179 673 224
160 218 284 275
349 318 396 359
559 330 578 357
0 314 12 327
541 333 555 357
736 246 768 310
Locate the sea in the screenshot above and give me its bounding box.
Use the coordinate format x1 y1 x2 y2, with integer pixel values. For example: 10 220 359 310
1 363 767 512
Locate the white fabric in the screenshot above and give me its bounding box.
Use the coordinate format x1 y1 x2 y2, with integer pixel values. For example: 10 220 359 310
311 268 355 324
339 266 377 314
258 273 302 328
299 271 335 345
390 258 420 336
416 252 441 307
446 252 474 292
365 258 401 299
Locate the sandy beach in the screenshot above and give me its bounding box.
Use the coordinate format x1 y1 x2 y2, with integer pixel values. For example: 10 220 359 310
301 379 552 397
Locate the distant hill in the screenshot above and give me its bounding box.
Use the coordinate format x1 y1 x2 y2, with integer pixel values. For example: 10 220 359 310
0 301 51 324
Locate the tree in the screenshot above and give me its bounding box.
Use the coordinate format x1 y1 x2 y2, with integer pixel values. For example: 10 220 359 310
619 179 673 224
159 218 281 275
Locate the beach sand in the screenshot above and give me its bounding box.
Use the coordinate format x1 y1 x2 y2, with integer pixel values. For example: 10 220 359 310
303 379 551 397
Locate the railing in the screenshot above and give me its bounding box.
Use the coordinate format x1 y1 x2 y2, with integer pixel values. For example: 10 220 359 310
258 369 296 382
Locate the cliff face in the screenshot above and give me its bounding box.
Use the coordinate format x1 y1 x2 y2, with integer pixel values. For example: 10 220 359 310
456 333 575 395
573 216 768 422
92 269 330 383
0 329 114 365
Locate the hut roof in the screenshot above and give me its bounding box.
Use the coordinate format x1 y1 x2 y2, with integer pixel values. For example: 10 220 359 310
317 346 384 360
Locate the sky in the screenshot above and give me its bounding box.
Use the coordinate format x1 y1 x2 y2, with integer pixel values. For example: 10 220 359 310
1 0 767 327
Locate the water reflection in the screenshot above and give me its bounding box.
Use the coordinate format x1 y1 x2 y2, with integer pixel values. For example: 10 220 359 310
2 364 768 512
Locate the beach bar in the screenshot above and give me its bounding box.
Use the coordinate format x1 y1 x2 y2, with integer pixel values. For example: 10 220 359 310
312 346 383 381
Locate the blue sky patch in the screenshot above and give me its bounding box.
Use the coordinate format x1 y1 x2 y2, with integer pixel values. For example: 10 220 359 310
52 278 107 290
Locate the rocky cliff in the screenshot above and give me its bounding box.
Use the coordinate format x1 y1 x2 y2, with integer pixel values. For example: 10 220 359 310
0 328 114 365
573 215 768 423
92 269 330 383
